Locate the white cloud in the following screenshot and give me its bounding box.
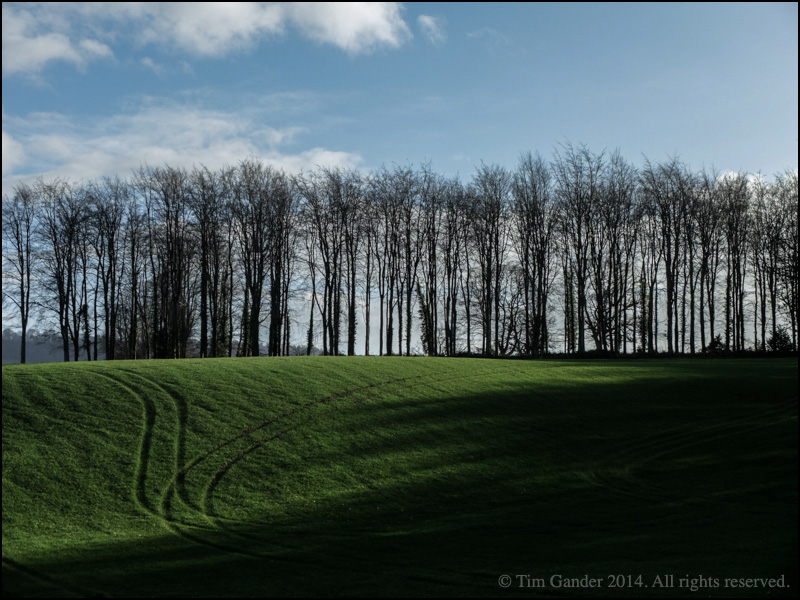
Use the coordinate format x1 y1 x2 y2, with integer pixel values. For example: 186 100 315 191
265 147 362 173
1 4 113 75
3 2 413 76
2 131 26 176
1 103 361 192
138 3 286 56
287 3 412 54
418 15 446 46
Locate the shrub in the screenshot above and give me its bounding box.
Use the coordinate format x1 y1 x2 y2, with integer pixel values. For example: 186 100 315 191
704 334 727 355
767 326 795 353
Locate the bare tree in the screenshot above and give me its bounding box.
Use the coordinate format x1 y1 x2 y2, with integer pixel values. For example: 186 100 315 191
37 178 85 361
775 170 798 347
296 168 345 355
718 172 750 351
512 152 556 356
440 178 466 356
553 143 604 353
2 183 38 363
231 160 288 357
5 151 794 362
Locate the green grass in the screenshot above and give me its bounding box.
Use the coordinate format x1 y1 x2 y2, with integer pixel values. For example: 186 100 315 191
2 357 797 597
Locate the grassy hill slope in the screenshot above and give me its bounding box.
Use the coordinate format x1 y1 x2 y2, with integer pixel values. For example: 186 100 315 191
2 357 797 597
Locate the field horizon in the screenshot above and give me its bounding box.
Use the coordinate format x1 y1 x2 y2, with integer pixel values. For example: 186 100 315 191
2 357 797 597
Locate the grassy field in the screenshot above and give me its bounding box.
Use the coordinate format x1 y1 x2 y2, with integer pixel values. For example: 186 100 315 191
2 357 797 597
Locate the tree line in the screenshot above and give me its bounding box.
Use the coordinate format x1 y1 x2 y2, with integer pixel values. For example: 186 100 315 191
3 145 798 363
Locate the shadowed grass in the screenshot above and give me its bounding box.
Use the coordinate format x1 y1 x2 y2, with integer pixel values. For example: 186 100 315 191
2 357 797 597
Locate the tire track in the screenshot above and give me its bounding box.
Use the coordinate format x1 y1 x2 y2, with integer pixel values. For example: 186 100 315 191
88 364 551 572
2 556 108 598
110 373 435 544
590 400 795 467
199 369 498 523
180 374 425 477
90 368 456 561
200 366 523 529
174 369 496 570
88 369 262 558
582 399 797 507
193 364 555 584
179 374 429 520
113 369 205 530
76 365 798 593
88 370 163 519
3 368 172 599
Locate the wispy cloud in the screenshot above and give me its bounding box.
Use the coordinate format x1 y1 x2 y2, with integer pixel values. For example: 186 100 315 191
1 102 361 192
418 15 446 46
467 27 516 55
140 57 165 77
2 130 26 176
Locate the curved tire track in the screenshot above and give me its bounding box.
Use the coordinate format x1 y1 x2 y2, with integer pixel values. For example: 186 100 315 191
582 399 797 508
88 369 261 558
2 556 107 598
200 366 523 530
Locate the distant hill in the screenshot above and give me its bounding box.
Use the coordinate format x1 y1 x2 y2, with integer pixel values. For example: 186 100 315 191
2 329 320 363
1 329 89 364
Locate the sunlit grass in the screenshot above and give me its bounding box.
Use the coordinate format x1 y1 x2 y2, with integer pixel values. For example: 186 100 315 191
2 358 797 597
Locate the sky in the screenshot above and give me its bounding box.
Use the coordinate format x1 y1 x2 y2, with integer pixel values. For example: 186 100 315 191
2 2 798 195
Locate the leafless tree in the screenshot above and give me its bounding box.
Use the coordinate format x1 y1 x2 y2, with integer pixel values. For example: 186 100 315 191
2 183 38 363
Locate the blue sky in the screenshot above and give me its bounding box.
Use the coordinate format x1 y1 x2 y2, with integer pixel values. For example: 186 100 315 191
2 2 797 193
